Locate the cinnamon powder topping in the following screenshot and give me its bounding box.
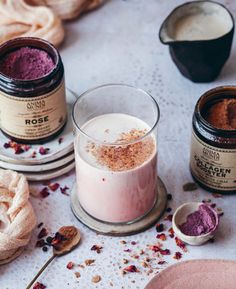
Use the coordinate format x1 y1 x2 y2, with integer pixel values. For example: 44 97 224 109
87 129 155 171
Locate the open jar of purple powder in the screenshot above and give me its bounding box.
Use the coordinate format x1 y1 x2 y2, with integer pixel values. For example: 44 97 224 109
0 37 67 144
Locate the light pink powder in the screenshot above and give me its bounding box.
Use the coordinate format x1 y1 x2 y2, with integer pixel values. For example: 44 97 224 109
180 204 217 236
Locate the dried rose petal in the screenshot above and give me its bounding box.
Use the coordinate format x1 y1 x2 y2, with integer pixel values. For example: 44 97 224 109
164 214 173 222
158 260 166 265
159 248 171 255
37 222 44 228
30 151 37 158
39 147 50 155
35 239 46 248
91 244 102 253
124 249 131 252
33 282 46 289
131 241 137 245
14 145 24 154
168 227 175 238
85 259 95 266
66 261 74 270
3 142 10 148
22 144 31 151
156 233 167 241
75 272 81 278
92 275 101 283
155 223 164 233
40 187 50 198
38 228 48 239
60 185 69 196
149 245 160 252
175 237 187 252
123 265 139 273
167 194 172 200
48 183 60 192
173 252 182 260
58 137 64 144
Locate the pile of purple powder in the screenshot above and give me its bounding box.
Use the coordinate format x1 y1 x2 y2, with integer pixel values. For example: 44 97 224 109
0 47 55 80
180 204 217 236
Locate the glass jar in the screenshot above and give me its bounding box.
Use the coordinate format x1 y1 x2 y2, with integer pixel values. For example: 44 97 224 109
73 84 160 223
190 86 236 194
0 37 67 144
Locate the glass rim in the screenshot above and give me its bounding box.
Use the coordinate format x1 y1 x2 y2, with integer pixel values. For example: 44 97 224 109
72 83 160 146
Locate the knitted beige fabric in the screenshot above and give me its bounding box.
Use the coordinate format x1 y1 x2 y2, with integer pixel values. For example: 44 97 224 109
0 169 36 265
28 0 104 20
0 0 65 47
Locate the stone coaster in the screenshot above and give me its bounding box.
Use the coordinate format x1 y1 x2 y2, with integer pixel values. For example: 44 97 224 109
24 160 75 181
71 177 167 236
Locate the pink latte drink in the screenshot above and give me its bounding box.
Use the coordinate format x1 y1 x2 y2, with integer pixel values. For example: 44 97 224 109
75 113 157 223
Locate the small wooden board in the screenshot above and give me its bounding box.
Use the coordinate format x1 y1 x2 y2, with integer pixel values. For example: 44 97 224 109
71 177 167 236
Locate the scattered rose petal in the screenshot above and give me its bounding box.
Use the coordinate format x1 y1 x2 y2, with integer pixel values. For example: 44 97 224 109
66 262 74 270
35 239 46 248
123 265 139 273
124 249 131 252
85 259 95 266
175 237 187 252
158 260 166 265
48 183 60 192
33 282 46 289
167 194 172 200
39 147 50 155
58 137 64 144
120 240 127 244
60 185 69 196
40 187 50 198
92 275 101 283
75 272 81 278
37 222 44 228
166 207 172 213
131 241 137 245
15 145 24 154
159 248 171 255
149 245 170 255
91 244 103 253
3 142 10 148
30 151 37 158
168 227 175 238
173 252 182 260
164 214 173 222
155 223 164 233
38 228 48 239
156 233 167 241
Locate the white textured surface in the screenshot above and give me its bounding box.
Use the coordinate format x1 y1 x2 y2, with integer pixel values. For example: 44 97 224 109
1 0 236 288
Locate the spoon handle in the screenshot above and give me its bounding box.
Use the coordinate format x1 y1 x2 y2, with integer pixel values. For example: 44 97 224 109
26 254 56 289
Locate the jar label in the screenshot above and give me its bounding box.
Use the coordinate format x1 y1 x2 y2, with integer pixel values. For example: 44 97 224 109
190 131 236 191
0 79 67 141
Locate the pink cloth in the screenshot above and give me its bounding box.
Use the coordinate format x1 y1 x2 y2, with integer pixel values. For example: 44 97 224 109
145 260 236 289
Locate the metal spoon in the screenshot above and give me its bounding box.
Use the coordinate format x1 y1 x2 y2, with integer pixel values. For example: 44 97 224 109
26 226 81 289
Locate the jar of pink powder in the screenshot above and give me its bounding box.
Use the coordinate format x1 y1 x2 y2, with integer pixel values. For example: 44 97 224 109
0 37 67 144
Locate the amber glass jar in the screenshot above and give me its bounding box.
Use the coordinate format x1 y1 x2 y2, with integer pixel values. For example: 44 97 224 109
190 86 236 194
0 37 67 144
